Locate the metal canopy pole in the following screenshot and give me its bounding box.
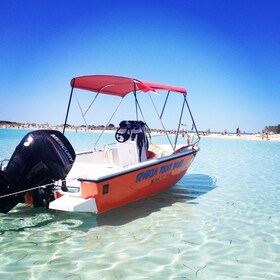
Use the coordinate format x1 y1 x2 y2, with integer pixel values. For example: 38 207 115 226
160 90 170 119
94 97 124 148
63 86 74 134
184 95 200 140
133 82 138 120
174 96 185 150
148 92 174 150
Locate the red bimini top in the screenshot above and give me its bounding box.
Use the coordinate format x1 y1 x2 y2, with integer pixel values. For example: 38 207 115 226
70 75 187 97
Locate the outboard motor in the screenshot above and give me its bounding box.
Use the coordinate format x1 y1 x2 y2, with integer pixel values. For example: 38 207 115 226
0 130 75 214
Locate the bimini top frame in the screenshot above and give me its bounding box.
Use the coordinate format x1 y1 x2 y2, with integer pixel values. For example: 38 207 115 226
62 75 200 150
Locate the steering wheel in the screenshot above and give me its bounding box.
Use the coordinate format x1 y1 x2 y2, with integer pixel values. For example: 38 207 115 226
115 127 131 143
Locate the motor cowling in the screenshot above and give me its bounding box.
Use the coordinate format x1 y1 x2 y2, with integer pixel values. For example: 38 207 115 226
0 130 75 214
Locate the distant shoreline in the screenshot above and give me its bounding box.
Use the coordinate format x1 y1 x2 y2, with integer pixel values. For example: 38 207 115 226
0 124 114 132
199 132 280 142
1 124 279 142
0 123 114 132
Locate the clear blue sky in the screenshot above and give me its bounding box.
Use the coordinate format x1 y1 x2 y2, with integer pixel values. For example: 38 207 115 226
1 0 279 133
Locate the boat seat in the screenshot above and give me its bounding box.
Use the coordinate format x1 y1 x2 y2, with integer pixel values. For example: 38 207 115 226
104 145 119 165
117 139 147 165
146 150 156 159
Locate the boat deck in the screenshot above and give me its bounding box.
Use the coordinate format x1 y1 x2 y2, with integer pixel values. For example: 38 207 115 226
65 144 192 183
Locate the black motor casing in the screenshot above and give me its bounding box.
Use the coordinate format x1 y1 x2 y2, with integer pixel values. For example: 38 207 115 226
0 130 75 214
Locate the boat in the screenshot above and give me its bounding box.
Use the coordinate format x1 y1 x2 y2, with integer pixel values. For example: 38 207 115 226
0 75 200 214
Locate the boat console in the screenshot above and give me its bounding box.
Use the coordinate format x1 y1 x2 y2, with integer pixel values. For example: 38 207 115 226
115 120 149 165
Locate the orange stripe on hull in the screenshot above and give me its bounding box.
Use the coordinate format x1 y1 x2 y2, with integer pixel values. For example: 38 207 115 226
80 153 195 213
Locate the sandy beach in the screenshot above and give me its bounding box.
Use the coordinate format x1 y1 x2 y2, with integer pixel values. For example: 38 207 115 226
199 132 280 142
151 131 280 143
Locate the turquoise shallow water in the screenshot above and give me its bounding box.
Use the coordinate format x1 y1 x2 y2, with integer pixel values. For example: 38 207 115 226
0 129 280 279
